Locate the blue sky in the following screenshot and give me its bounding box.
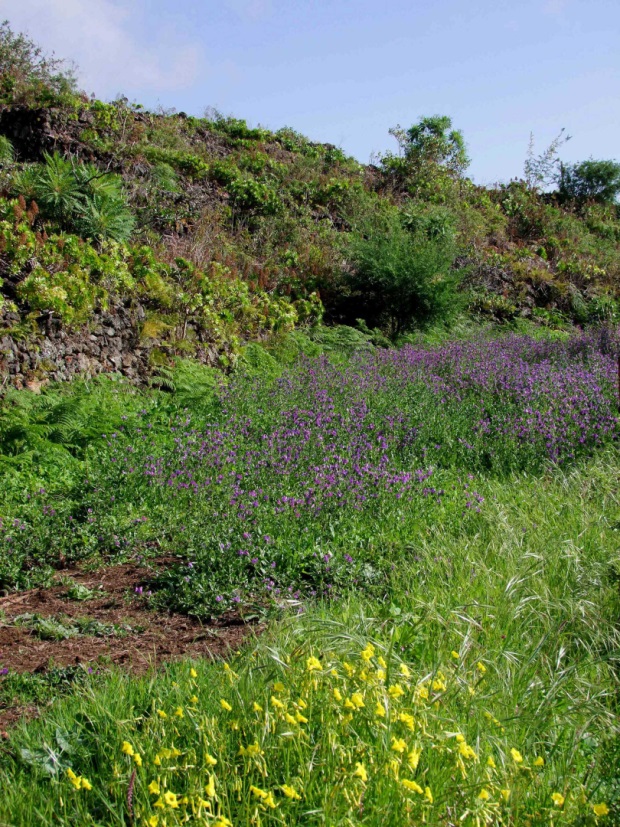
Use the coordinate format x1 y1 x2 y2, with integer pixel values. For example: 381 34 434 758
1 0 618 184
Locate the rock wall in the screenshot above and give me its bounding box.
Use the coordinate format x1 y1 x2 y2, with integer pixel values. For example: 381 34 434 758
0 304 219 391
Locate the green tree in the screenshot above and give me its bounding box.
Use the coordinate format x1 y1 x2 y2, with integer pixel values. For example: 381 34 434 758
0 20 79 105
558 159 620 205
382 115 470 199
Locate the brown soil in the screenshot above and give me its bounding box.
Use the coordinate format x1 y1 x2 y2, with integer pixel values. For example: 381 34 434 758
0 561 262 728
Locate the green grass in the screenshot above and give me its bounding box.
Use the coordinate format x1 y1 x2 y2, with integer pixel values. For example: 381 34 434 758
1 450 618 825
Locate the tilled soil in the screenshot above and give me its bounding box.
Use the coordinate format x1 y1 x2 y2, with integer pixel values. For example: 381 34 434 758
0 561 261 728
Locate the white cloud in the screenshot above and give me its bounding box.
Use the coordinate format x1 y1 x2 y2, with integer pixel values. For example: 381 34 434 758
0 0 204 97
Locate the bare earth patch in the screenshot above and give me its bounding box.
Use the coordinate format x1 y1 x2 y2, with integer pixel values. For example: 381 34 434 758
0 561 261 728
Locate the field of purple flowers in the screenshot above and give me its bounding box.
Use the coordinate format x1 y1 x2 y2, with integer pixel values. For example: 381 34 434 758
1 331 618 615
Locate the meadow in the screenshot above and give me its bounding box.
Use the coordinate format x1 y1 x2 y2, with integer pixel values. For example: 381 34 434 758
0 329 619 825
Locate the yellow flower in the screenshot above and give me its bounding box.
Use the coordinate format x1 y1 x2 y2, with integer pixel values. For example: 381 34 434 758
153 754 162 766
164 791 180 809
133 753 143 767
271 695 284 709
252 701 263 713
343 661 355 677
431 678 446 692
376 668 386 682
388 684 405 699
476 661 487 674
533 756 544 767
273 681 285 692
400 663 411 678
121 741 134 756
510 748 523 764
593 803 610 817
425 786 433 804
398 712 415 731
351 692 365 708
264 792 277 809
174 706 184 718
487 756 496 769
205 775 216 798
295 711 308 724
416 685 429 701
156 709 167 719
220 699 232 712
408 747 422 770
375 701 386 718
190 667 198 678
148 780 161 795
501 789 511 803
285 712 298 726
344 697 356 710
352 762 368 783
478 788 490 800
391 737 407 753
451 650 460 660
297 698 307 709
306 656 322 672
153 797 165 809
458 742 477 761
333 688 343 702
190 695 199 705
401 778 423 794
361 643 375 662
378 655 387 669
205 753 217 767
213 819 233 827
552 793 565 807
281 784 301 800
148 817 159 827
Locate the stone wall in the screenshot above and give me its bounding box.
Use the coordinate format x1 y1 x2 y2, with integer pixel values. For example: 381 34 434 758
0 304 219 391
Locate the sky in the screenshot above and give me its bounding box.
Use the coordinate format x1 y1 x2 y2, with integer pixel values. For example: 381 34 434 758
1 0 618 184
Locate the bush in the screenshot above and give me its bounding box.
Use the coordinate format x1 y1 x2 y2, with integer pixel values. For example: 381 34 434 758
345 210 462 335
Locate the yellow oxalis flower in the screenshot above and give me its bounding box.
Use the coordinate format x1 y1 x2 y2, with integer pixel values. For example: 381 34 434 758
552 793 565 807
81 777 92 791
533 756 544 767
281 784 301 800
476 661 487 674
501 789 511 803
213 819 233 827
458 742 477 761
164 791 180 809
205 753 217 767
375 701 386 718
432 678 446 692
296 711 308 723
174 707 184 718
408 747 422 770
333 688 343 702
361 643 375 662
378 655 387 669
391 737 407 753
343 661 355 677
271 695 284 709
306 656 322 672
205 775 216 798
351 692 365 708
190 695 199 705
510 748 523 764
401 778 423 794
344 698 356 710
121 741 134 756
398 712 415 730
252 701 263 713
451 650 460 660
388 684 405 699
400 663 411 678
157 709 167 719
220 699 232 712
148 780 161 795
148 817 159 827
593 803 609 817
239 741 263 757
190 667 198 678
273 682 285 692
478 788 490 800
133 753 143 767
352 762 368 783
487 756 496 768
425 786 434 804
285 712 298 725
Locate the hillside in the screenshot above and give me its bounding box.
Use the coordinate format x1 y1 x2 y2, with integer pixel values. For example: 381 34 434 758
1 25 620 389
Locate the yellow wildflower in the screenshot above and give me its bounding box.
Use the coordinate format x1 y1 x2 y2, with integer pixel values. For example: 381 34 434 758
593 803 610 817
376 668 386 682
174 706 184 718
148 817 159 827
501 789 511 803
213 819 233 827
295 711 308 724
333 687 343 702
239 742 262 757
205 775 216 798
281 784 301 800
431 678 446 692
416 685 429 701
156 709 167 719
361 643 375 662
220 699 232 712
285 712 298 726
80 777 92 791
343 661 355 677
451 650 460 660
133 753 143 767
458 742 477 761
398 712 415 731
552 793 565 807
252 701 263 713
478 788 490 800
375 701 386 718
306 656 322 672
408 747 422 770
205 753 217 767
297 698 307 709
250 785 268 800
510 748 523 764
533 756 544 767
148 780 160 795
153 754 162 767
351 692 365 708
264 791 277 809
153 797 165 809
378 655 387 669
270 695 284 709
487 756 496 769
190 695 199 705
425 786 433 804
190 667 198 678
164 791 179 808
273 681 285 692
388 684 405 699
476 661 487 674
352 762 368 783
400 663 411 678
402 778 423 794
391 737 407 753
121 741 134 756
344 697 356 710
